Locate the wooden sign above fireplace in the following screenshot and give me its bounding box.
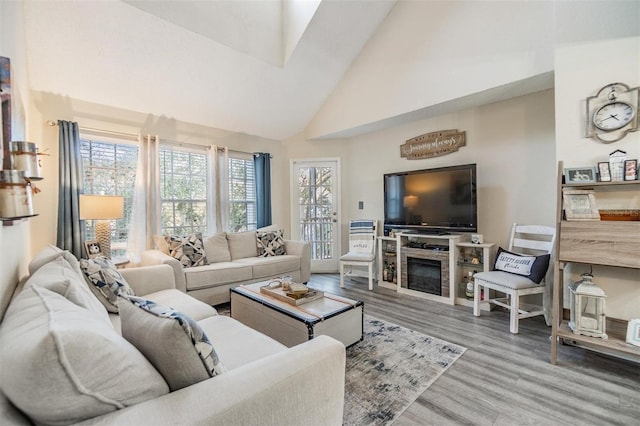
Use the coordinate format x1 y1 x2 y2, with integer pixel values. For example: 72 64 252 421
400 129 466 160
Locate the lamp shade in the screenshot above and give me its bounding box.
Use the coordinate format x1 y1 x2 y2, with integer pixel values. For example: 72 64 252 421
80 195 124 220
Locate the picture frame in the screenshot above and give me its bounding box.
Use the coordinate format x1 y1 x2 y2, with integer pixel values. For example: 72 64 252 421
624 159 638 181
562 189 600 221
597 162 611 182
84 240 103 259
564 167 597 184
626 319 640 348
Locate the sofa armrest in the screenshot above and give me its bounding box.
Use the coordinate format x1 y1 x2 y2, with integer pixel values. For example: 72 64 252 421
284 240 311 283
139 250 187 293
76 335 345 426
119 265 177 295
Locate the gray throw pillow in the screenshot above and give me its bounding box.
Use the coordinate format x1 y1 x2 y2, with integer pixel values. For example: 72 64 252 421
120 295 226 392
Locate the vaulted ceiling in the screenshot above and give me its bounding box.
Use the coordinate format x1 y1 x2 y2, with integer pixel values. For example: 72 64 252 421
23 0 397 141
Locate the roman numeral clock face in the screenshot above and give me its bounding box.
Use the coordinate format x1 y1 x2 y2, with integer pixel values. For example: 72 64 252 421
593 101 635 131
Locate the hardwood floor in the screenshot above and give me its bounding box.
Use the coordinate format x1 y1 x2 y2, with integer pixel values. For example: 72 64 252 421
306 274 640 426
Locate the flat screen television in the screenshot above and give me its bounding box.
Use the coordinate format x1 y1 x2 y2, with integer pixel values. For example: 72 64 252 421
383 163 477 234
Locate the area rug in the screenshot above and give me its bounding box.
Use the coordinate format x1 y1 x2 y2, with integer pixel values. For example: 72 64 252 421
344 315 466 425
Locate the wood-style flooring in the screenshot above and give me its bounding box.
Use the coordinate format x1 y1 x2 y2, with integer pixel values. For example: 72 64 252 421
305 274 640 426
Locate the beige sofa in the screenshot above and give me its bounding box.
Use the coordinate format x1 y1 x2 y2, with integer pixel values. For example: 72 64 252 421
0 246 345 426
141 230 311 306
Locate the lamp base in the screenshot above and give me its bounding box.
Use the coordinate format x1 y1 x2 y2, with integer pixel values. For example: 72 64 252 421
95 220 112 258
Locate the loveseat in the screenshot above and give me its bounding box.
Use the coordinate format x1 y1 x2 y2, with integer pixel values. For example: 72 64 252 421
0 245 345 426
141 228 311 306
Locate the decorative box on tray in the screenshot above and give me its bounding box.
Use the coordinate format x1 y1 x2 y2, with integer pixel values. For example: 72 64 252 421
260 281 324 306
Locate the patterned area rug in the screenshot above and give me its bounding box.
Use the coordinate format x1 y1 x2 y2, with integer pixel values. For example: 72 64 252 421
344 315 466 425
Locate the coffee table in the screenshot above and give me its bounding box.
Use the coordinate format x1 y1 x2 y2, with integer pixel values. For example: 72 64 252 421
230 281 364 347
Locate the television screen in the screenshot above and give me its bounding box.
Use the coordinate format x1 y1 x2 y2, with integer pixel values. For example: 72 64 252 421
383 163 477 234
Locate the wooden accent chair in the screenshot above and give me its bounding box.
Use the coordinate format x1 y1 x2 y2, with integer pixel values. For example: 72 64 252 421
473 223 556 334
339 219 377 291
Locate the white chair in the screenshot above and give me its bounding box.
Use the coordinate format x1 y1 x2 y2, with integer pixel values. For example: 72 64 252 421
473 223 556 334
339 219 377 290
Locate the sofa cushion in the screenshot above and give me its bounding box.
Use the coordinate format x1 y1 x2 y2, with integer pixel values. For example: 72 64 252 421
256 229 287 257
28 244 83 277
203 232 231 263
27 255 110 323
167 233 208 268
183 262 253 291
233 255 301 280
0 284 169 426
80 256 135 313
143 288 218 321
198 315 287 371
120 296 225 392
227 231 258 260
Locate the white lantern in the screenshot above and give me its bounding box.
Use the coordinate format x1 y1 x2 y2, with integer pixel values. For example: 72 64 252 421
568 273 607 339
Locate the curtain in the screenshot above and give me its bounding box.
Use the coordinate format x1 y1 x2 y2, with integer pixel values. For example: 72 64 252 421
206 145 229 234
127 134 160 263
254 152 272 228
56 120 85 258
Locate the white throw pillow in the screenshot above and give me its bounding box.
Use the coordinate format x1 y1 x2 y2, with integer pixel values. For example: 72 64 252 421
0 284 169 425
203 232 231 263
120 295 225 392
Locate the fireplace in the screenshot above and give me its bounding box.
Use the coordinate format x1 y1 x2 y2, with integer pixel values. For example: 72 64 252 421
400 246 450 298
407 257 441 295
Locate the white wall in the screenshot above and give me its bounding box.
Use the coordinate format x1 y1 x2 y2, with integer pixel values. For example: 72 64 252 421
554 36 640 320
286 89 557 262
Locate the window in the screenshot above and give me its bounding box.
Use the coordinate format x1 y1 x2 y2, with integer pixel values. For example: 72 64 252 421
159 147 207 235
80 138 138 257
228 155 256 232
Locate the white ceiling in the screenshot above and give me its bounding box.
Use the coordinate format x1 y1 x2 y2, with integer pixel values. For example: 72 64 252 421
23 0 397 141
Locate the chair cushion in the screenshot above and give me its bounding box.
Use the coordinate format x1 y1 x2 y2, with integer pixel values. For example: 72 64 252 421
256 229 287 257
493 247 550 284
80 256 135 313
474 270 539 290
119 296 225 392
167 233 208 268
340 253 376 262
0 285 169 425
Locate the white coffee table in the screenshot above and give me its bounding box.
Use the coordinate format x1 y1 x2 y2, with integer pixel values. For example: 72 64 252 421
230 281 364 347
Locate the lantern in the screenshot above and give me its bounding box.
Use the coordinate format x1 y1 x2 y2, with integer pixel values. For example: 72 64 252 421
568 273 607 339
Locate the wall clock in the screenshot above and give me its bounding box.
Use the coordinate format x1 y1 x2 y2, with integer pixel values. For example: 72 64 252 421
585 82 639 143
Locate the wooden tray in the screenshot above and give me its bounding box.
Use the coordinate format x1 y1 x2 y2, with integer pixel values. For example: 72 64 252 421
260 283 324 306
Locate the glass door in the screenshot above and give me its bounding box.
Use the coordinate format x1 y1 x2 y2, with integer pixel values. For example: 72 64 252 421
290 159 340 272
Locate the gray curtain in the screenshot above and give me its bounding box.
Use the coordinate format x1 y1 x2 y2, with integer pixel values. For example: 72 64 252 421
254 152 272 228
56 120 85 258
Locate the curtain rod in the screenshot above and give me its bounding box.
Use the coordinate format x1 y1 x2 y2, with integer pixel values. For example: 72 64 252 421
46 120 261 156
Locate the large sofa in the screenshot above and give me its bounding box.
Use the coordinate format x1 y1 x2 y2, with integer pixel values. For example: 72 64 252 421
141 229 311 306
0 245 345 426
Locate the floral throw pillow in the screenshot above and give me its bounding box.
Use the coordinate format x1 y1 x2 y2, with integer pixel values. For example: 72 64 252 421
80 255 135 313
256 230 286 257
166 233 208 268
119 295 225 391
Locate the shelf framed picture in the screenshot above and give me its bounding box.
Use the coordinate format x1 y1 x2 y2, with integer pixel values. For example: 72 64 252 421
84 240 103 259
597 162 611 182
624 159 638 181
562 189 600 221
626 319 640 347
564 167 597 184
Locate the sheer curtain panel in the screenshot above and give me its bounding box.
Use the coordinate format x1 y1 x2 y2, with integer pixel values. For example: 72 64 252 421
56 120 85 258
207 145 229 234
127 134 161 263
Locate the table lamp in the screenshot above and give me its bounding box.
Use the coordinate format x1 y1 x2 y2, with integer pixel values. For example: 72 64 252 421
80 195 124 258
